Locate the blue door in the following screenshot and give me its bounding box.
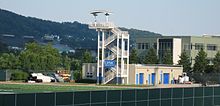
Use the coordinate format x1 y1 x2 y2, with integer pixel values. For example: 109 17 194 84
139 73 144 84
136 74 138 84
151 73 155 85
163 73 170 84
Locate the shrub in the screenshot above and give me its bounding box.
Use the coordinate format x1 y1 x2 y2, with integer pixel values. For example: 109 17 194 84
11 71 29 80
73 70 81 81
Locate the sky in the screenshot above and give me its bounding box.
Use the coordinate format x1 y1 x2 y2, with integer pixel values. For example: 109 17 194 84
0 0 220 35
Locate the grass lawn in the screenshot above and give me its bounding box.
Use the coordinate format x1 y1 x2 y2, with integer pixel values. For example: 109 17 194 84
0 83 131 93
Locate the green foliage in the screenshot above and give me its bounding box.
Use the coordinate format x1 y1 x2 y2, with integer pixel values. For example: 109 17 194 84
193 49 208 73
62 55 71 70
19 42 61 72
162 50 173 64
73 71 81 81
71 59 81 71
11 71 29 80
205 65 214 73
178 51 191 73
0 53 20 69
129 49 138 64
82 51 92 63
213 51 220 72
144 48 158 64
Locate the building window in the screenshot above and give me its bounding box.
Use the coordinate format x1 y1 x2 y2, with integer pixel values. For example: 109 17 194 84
207 44 217 51
142 43 145 49
195 43 204 50
142 43 149 49
184 44 191 50
138 43 141 49
153 43 157 49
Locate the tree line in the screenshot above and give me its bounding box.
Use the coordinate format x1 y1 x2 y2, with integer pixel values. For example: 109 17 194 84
0 42 93 80
130 48 220 74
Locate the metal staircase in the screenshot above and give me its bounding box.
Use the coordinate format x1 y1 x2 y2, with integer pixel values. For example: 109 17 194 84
89 10 129 84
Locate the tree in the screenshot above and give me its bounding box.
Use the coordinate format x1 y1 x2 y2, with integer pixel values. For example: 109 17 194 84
162 50 173 64
82 51 92 63
178 51 191 73
193 49 208 73
62 55 71 70
213 51 220 73
143 48 158 64
19 42 61 72
0 53 17 69
129 49 138 64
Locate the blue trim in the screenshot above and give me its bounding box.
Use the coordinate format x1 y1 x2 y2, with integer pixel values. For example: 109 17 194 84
163 73 169 84
152 73 155 85
139 73 144 84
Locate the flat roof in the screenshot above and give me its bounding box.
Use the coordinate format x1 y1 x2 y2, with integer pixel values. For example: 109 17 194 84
133 64 182 67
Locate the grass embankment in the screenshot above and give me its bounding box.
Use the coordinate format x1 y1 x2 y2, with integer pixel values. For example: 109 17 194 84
0 83 130 93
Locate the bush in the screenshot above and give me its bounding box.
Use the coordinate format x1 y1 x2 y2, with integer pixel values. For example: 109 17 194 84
11 71 29 80
73 70 81 81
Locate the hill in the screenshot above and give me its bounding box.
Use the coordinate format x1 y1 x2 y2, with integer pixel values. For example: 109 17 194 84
0 9 161 49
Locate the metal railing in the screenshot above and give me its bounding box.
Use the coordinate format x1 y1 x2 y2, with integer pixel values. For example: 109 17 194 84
89 22 115 29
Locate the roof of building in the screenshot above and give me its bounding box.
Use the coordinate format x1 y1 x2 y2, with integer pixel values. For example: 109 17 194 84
132 64 183 67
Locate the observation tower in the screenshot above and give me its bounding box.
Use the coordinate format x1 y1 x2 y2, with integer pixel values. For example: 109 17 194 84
89 10 129 84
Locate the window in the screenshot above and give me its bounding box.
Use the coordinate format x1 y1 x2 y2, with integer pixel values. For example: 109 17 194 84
145 43 149 49
195 43 204 50
138 43 141 49
142 43 145 49
184 44 191 50
207 44 217 51
153 43 157 49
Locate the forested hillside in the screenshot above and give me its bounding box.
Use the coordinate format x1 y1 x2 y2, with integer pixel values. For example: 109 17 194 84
0 9 161 49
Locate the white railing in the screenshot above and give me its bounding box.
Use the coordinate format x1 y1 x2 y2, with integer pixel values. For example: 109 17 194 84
104 71 116 84
105 54 116 60
89 22 115 29
105 34 116 46
112 28 121 35
107 46 118 54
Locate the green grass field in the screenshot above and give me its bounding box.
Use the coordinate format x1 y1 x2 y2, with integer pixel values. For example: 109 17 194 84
0 83 132 93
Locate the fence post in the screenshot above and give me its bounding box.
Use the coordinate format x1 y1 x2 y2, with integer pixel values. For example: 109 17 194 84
72 92 74 106
14 94 17 106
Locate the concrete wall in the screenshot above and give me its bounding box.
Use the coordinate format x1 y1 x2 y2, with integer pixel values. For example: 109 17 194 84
173 38 182 65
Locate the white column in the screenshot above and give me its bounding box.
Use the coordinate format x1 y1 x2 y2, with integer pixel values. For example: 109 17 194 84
97 30 100 84
101 30 105 84
116 33 119 85
127 38 130 84
121 34 124 84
